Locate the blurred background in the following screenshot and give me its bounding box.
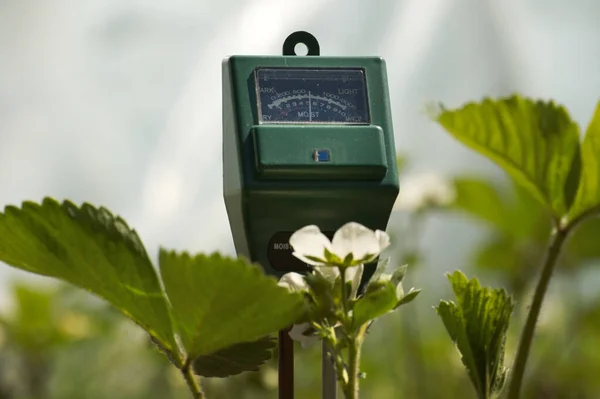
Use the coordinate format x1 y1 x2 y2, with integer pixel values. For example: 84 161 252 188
1 0 600 398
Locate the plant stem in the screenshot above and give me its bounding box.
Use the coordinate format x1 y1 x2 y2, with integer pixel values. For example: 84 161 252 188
340 266 348 313
345 339 360 399
343 327 365 399
507 226 570 399
181 359 205 399
338 264 364 398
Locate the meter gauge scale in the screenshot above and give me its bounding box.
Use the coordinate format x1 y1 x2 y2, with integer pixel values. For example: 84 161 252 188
255 68 370 124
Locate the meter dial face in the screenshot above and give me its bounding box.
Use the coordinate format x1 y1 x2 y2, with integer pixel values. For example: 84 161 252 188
255 68 370 124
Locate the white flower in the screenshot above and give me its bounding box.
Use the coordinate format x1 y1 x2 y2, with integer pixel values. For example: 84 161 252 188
315 264 364 300
277 272 308 293
289 222 390 266
278 274 319 348
288 323 320 349
279 265 364 302
277 265 364 348
394 171 456 212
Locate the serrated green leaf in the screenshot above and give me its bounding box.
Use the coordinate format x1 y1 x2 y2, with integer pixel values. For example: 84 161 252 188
436 96 581 220
569 102 600 221
159 250 304 359
352 281 397 329
396 288 421 308
451 177 512 231
436 300 481 389
0 199 178 355
435 270 514 399
193 336 275 378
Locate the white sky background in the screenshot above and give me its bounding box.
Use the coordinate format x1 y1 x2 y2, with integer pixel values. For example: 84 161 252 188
1 0 600 302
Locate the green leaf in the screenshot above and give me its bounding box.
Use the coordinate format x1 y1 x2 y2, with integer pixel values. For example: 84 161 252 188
396 288 421 308
566 215 600 262
569 102 600 221
368 257 389 286
159 250 304 359
304 271 338 323
193 336 276 378
449 176 552 240
451 177 512 231
306 270 335 296
305 269 335 293
352 281 397 329
390 264 408 286
343 252 354 266
436 96 581 220
509 180 554 240
435 270 514 399
324 248 343 265
0 199 178 354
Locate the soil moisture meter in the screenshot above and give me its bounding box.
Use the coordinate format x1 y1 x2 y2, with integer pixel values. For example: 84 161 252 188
223 31 400 279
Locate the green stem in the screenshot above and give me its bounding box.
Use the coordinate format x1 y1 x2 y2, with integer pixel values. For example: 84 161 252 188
181 359 205 399
340 266 348 313
339 264 353 335
338 264 364 398
507 226 570 399
342 325 366 399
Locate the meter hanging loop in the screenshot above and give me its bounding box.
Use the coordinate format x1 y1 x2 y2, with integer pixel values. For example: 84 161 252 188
282 31 320 56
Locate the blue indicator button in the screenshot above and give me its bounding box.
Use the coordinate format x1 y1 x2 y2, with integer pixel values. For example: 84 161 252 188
313 149 331 162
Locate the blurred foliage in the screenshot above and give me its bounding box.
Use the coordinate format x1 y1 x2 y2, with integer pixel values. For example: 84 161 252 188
0 153 597 398
0 280 281 399
450 176 600 301
435 97 600 399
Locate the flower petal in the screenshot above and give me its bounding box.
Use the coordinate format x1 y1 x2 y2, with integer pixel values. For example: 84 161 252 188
375 230 391 253
395 282 405 301
288 323 320 349
278 272 308 293
346 264 364 299
315 265 340 283
331 222 380 260
290 225 332 260
291 252 326 267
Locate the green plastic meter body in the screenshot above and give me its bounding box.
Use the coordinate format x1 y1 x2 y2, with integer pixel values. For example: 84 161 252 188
223 34 399 279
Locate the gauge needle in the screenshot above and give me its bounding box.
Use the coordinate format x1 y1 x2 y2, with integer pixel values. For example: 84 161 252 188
308 90 312 122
